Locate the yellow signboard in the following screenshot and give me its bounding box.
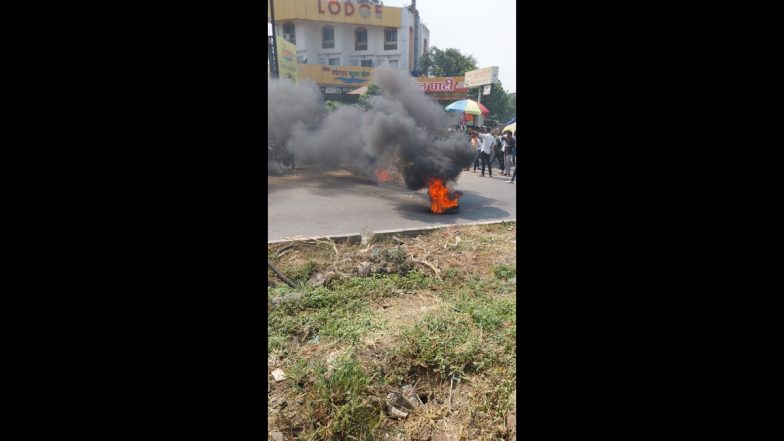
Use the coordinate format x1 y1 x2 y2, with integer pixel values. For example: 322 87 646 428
270 0 401 28
276 38 298 81
297 64 373 86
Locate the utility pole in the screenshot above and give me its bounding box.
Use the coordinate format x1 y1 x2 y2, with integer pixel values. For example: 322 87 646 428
268 0 279 78
476 88 483 127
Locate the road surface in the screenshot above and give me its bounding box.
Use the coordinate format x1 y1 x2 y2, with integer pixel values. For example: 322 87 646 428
268 167 516 242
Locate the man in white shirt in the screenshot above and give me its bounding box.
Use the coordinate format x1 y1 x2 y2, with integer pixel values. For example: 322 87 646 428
475 128 496 177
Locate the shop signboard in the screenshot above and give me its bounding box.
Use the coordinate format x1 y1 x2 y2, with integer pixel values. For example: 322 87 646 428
464 66 499 87
270 0 401 28
416 77 469 101
276 38 298 82
416 77 468 94
297 64 373 86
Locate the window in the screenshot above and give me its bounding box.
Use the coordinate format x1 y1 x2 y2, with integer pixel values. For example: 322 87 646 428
329 57 341 66
355 27 367 51
384 28 397 50
361 59 373 67
350 59 360 66
297 55 307 64
282 22 295 44
388 59 398 68
322 25 334 49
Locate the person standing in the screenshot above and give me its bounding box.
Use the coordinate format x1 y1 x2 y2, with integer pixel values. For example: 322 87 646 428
503 131 515 177
490 129 505 175
477 128 495 177
470 130 481 172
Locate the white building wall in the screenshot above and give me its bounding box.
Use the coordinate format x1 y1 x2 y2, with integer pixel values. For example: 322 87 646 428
275 19 409 71
273 4 430 76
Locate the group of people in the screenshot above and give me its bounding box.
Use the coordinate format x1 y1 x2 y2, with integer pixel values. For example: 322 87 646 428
465 127 516 183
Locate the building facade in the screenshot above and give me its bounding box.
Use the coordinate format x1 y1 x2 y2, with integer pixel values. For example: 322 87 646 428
270 0 429 95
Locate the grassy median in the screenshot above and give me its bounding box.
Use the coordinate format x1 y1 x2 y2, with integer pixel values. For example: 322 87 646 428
268 222 517 441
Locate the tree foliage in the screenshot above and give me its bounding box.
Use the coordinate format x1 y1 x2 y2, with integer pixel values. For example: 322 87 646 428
418 47 478 77
357 83 382 109
469 81 513 123
418 47 514 124
506 93 516 121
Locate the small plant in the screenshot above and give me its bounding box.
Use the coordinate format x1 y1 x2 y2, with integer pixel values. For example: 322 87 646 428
492 263 516 279
398 309 483 379
455 293 516 331
389 246 407 264
288 259 318 283
300 354 383 440
443 267 461 279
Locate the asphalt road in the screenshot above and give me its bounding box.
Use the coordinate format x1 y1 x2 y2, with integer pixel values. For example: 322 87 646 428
268 167 516 242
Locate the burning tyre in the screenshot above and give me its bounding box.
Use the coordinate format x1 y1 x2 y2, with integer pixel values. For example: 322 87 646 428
427 178 461 214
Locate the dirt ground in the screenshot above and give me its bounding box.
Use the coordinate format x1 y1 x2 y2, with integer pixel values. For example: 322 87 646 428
268 222 516 441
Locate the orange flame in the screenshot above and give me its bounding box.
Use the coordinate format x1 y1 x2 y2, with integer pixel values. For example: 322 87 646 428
427 178 460 214
375 168 391 183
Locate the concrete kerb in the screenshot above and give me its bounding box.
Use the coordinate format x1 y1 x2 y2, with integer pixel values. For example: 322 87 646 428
267 219 516 245
268 233 362 246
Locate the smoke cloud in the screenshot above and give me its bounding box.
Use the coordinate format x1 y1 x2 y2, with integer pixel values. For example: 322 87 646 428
268 68 474 191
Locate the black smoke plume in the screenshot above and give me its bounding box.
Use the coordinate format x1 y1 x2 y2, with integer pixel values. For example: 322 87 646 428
268 68 474 191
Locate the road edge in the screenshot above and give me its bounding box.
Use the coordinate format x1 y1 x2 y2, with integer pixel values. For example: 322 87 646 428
267 219 516 245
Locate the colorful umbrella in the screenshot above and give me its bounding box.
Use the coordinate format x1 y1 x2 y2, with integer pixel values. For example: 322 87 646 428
444 99 489 116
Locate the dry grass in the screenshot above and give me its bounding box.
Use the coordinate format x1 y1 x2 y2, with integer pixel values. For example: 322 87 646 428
268 222 516 441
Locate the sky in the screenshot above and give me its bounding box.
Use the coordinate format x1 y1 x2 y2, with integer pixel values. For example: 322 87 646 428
268 0 516 93
389 0 516 94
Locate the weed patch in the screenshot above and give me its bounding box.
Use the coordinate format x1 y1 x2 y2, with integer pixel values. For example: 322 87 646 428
492 262 516 279
296 354 384 440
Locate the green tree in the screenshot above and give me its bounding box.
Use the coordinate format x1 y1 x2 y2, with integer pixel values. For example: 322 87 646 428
418 47 513 124
419 47 478 77
358 82 381 109
506 93 516 121
469 81 512 123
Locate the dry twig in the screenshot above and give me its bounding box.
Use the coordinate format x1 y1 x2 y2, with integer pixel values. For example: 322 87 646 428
268 258 297 288
448 376 455 413
275 244 294 257
323 236 339 257
312 236 339 258
412 252 441 280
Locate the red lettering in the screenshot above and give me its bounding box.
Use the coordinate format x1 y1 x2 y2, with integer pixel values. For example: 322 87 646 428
345 3 354 15
375 4 382 18
328 1 340 14
359 4 370 18
318 0 325 13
